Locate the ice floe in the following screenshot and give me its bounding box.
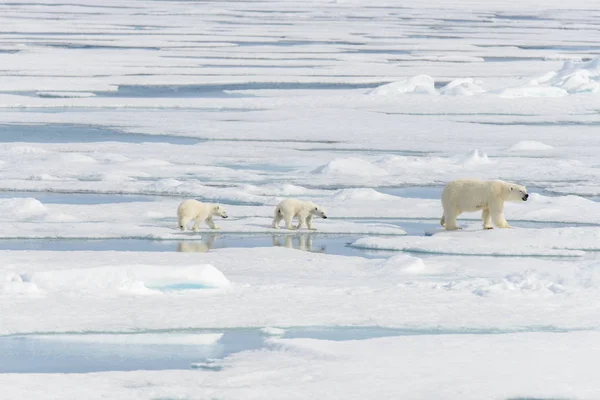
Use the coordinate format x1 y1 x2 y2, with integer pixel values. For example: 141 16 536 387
351 227 600 257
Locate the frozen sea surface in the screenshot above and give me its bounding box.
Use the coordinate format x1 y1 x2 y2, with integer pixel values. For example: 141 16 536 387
2 0 600 398
0 234 382 258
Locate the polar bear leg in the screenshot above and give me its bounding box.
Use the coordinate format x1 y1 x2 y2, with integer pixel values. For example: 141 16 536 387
272 214 283 229
295 212 308 230
443 208 461 230
178 217 191 231
284 214 295 230
192 217 203 232
482 208 493 230
440 214 445 228
306 215 317 230
490 202 510 228
205 216 219 230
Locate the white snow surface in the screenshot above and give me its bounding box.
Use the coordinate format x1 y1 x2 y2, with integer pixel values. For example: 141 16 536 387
3 247 600 335
351 227 600 257
1 332 600 399
2 0 600 397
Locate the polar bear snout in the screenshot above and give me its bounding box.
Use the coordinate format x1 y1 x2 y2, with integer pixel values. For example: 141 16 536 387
217 210 228 218
522 193 529 201
213 205 228 218
312 206 327 219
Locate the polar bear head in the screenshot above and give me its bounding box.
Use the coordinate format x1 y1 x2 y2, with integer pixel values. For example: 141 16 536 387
504 182 529 202
309 203 328 219
212 205 229 218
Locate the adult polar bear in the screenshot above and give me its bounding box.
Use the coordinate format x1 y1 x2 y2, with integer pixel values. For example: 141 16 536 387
272 199 328 230
441 179 528 230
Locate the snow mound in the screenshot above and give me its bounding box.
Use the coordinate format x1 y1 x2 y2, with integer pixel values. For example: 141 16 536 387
261 327 286 336
0 272 41 295
313 158 388 177
508 141 555 152
369 76 484 96
500 58 600 98
533 58 600 94
0 198 47 218
439 78 485 96
23 264 230 295
461 149 491 166
332 188 396 201
368 75 437 96
377 254 426 273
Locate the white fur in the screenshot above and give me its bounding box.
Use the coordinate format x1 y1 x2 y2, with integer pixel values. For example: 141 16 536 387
440 179 528 230
272 199 328 230
177 200 228 232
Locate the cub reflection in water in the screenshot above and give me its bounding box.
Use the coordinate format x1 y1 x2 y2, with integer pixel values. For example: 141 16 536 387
177 234 218 253
176 234 326 253
272 234 326 253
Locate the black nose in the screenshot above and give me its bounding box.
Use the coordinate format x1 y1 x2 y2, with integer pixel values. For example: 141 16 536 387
323 216 328 219
523 194 529 201
223 215 228 218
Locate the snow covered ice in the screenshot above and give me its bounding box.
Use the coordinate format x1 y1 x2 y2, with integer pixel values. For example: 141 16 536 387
2 0 600 398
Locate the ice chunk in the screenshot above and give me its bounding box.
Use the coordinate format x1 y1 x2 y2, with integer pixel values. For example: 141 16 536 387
261 327 286 336
439 78 485 96
460 149 491 166
0 272 41 295
377 254 426 273
0 198 47 218
367 75 437 96
332 188 397 201
500 57 600 97
508 141 555 152
350 227 598 257
312 157 388 177
24 264 230 295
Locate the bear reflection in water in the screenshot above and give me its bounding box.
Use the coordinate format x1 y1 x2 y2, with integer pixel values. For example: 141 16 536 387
177 234 218 253
176 234 325 254
272 235 326 253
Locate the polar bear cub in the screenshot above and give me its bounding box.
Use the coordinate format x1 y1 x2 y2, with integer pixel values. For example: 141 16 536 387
272 199 328 230
177 199 228 232
441 179 528 230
